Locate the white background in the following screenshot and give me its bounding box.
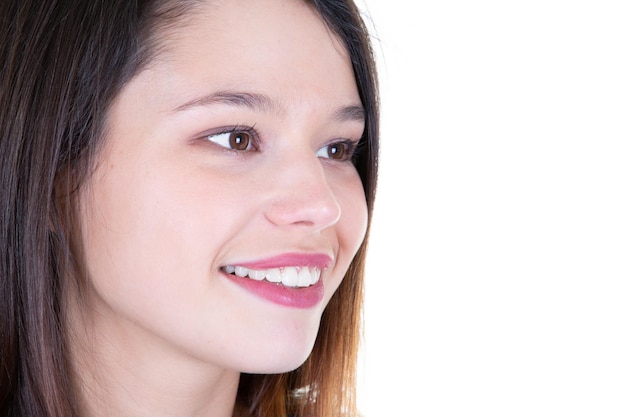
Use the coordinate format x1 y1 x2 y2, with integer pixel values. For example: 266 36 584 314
355 1 626 416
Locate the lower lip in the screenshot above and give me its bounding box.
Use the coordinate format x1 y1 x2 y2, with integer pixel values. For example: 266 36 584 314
223 272 325 309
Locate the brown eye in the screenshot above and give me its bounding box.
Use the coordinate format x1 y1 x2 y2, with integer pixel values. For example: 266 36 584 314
228 132 251 150
328 143 346 160
316 141 353 161
206 129 254 151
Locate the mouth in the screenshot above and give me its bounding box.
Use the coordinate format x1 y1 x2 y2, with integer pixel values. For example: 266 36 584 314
221 265 322 288
219 253 331 308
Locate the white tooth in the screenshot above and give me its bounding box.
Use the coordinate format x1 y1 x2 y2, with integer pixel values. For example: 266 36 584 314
311 268 321 284
248 268 266 281
282 267 299 287
234 266 248 277
266 268 282 283
297 267 312 287
224 265 235 274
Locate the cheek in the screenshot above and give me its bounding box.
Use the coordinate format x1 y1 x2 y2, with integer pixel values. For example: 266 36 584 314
78 138 271 310
84 175 204 276
328 173 368 290
79 157 202 302
76 157 248 355
338 172 369 248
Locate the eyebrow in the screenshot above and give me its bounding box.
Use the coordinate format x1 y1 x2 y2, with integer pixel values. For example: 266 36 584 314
173 91 275 113
172 90 365 123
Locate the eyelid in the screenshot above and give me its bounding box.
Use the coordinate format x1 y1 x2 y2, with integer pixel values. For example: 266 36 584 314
201 125 260 150
317 137 363 162
196 125 363 163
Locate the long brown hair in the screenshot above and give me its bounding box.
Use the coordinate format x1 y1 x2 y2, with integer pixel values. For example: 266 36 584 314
0 1 379 416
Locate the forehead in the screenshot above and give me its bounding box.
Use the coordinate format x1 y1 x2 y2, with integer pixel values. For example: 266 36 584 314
159 0 341 55
142 0 358 105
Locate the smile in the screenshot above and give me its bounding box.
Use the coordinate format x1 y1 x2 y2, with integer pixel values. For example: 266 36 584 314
222 265 322 288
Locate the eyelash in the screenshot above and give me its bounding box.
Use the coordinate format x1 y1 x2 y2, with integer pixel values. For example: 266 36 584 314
204 125 259 152
203 125 362 163
316 139 361 162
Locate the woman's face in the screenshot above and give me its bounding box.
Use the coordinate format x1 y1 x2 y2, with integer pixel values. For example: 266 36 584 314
77 0 367 373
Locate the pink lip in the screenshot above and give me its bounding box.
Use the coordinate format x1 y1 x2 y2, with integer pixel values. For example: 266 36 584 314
222 253 332 309
234 253 333 270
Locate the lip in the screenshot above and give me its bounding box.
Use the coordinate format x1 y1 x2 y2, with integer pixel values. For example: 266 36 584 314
232 252 333 270
221 252 332 309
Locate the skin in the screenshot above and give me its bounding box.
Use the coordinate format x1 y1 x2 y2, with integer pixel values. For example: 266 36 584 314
67 0 368 416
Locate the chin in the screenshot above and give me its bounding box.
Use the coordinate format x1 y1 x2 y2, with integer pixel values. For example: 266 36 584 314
243 358 310 375
236 335 317 375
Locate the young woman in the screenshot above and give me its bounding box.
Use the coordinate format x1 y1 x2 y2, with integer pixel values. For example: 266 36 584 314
0 0 379 416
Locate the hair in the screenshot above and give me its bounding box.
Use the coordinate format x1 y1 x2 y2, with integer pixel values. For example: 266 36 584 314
0 1 379 416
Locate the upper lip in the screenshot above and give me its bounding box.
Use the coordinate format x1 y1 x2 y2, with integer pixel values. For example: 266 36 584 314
223 252 333 270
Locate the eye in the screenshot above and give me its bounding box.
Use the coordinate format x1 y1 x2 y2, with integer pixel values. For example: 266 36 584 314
316 141 355 161
206 130 254 151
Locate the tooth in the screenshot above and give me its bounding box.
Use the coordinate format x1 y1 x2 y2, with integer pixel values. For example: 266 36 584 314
282 267 299 287
266 268 282 283
234 266 248 277
311 268 321 284
226 264 323 287
297 267 312 287
248 268 266 281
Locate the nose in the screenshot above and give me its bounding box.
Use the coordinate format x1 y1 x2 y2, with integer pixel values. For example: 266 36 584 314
263 154 341 231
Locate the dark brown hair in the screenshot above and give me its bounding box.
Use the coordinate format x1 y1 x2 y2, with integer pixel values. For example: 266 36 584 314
0 1 378 416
